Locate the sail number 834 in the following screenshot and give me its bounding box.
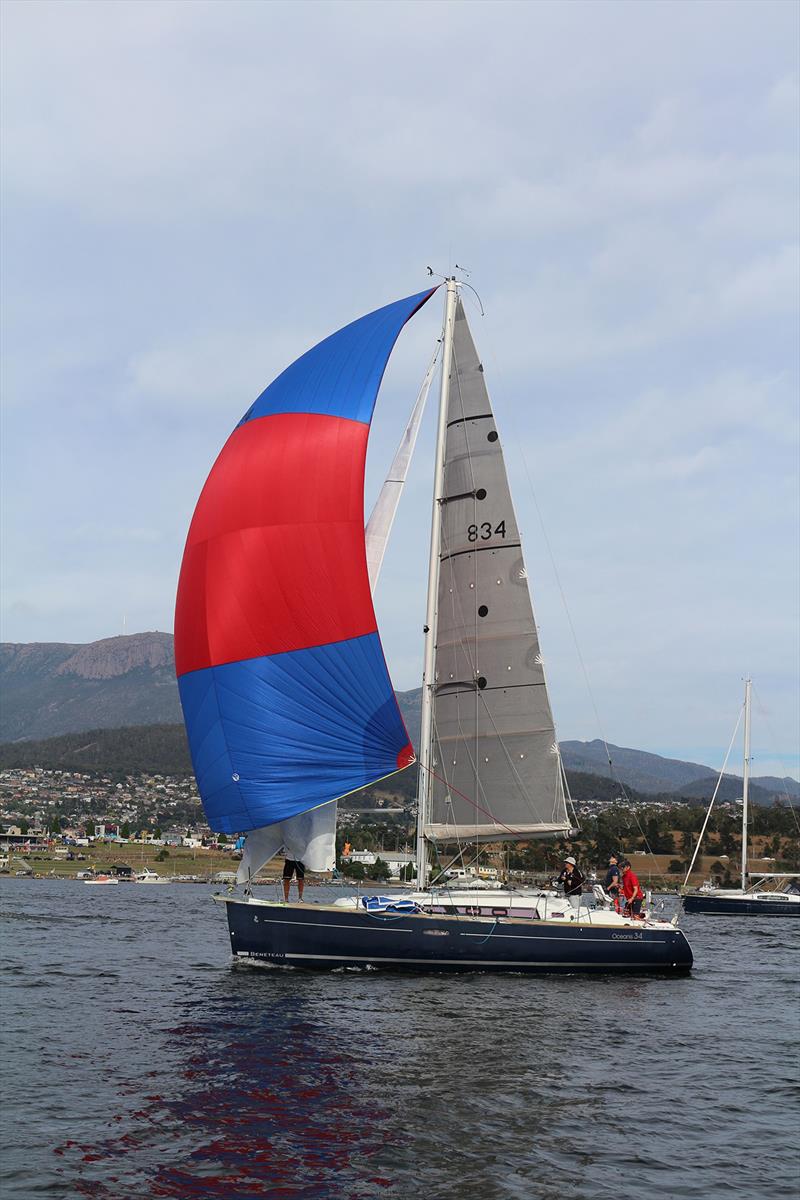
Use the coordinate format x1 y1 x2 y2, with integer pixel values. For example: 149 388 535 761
467 520 506 542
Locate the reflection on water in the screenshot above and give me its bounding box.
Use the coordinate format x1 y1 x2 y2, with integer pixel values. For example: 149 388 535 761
1 881 798 1200
54 973 406 1199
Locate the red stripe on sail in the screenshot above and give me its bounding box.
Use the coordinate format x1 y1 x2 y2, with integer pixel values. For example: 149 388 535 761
175 413 375 676
397 742 415 769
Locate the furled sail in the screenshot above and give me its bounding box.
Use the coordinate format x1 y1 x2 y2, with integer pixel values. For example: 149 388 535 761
365 345 439 590
424 298 571 843
175 288 437 849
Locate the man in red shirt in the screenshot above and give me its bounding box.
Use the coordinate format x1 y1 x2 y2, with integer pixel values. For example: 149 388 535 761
620 860 645 919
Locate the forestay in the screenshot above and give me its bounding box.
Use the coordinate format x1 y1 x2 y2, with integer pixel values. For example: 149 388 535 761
425 299 571 843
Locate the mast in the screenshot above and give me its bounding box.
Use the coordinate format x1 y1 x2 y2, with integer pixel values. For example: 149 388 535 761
741 677 751 891
415 278 458 888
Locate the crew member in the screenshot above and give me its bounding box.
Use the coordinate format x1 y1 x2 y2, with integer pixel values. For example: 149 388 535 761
620 860 645 919
282 858 305 902
604 853 622 906
558 856 585 908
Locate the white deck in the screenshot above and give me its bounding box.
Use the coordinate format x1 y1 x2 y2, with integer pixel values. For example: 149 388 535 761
329 888 678 930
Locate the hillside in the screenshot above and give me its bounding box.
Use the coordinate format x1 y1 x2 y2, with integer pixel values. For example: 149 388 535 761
671 774 773 806
560 738 798 803
6 720 785 809
0 633 181 741
1 634 796 802
0 722 652 809
0 632 423 748
0 723 193 776
559 738 712 792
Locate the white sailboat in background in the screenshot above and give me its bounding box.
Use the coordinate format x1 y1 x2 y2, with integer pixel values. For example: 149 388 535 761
177 276 692 971
683 679 800 916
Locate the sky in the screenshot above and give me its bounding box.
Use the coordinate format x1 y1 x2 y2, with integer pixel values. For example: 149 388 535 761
1 0 798 777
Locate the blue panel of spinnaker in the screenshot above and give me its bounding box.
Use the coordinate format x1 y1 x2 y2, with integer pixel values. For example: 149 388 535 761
237 288 435 427
178 632 412 834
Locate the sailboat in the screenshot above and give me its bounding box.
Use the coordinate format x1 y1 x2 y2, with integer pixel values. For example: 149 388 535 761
682 679 800 916
175 278 692 972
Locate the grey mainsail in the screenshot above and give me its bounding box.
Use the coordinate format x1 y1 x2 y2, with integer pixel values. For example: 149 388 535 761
424 298 572 843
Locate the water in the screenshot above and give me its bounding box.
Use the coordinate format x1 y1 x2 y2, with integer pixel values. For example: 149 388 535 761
1 879 798 1200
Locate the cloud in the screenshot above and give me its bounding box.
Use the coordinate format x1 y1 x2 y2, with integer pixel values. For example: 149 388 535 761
1 0 797 767
125 330 307 414
66 524 162 545
720 244 799 314
764 73 800 122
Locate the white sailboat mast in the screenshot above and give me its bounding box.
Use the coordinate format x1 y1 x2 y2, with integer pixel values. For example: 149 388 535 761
415 278 458 888
741 677 751 890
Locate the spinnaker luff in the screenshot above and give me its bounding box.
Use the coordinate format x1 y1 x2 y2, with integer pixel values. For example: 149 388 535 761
174 287 438 865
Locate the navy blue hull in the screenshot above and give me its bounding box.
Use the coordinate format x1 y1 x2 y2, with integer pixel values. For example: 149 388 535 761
224 900 692 974
683 895 799 917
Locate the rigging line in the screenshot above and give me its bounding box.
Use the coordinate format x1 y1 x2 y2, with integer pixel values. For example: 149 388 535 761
434 313 569 856
434 531 500 869
431 467 479 865
560 752 579 828
429 845 486 887
477 687 560 819
437 328 564 831
750 683 800 833
429 846 466 888
619 805 667 887
461 344 483 847
421 761 539 840
479 336 616 783
683 704 745 887
437 483 563 825
435 546 531 834
426 843 468 921
448 323 484 843
433 380 487 849
430 706 469 874
456 279 486 316
459 319 570 824
445 328 530 831
448 662 564 831
471 335 667 881
432 695 503 870
473 919 498 946
527 532 650 853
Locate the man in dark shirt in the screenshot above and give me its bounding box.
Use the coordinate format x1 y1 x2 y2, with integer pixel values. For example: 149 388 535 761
604 853 622 904
557 856 585 907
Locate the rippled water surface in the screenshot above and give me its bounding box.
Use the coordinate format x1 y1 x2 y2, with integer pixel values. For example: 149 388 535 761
1 879 798 1199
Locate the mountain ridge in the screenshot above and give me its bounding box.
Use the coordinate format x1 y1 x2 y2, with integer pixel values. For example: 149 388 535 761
0 723 780 809
1 633 796 802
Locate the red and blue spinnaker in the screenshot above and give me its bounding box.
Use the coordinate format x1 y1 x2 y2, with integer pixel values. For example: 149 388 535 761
174 288 436 834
